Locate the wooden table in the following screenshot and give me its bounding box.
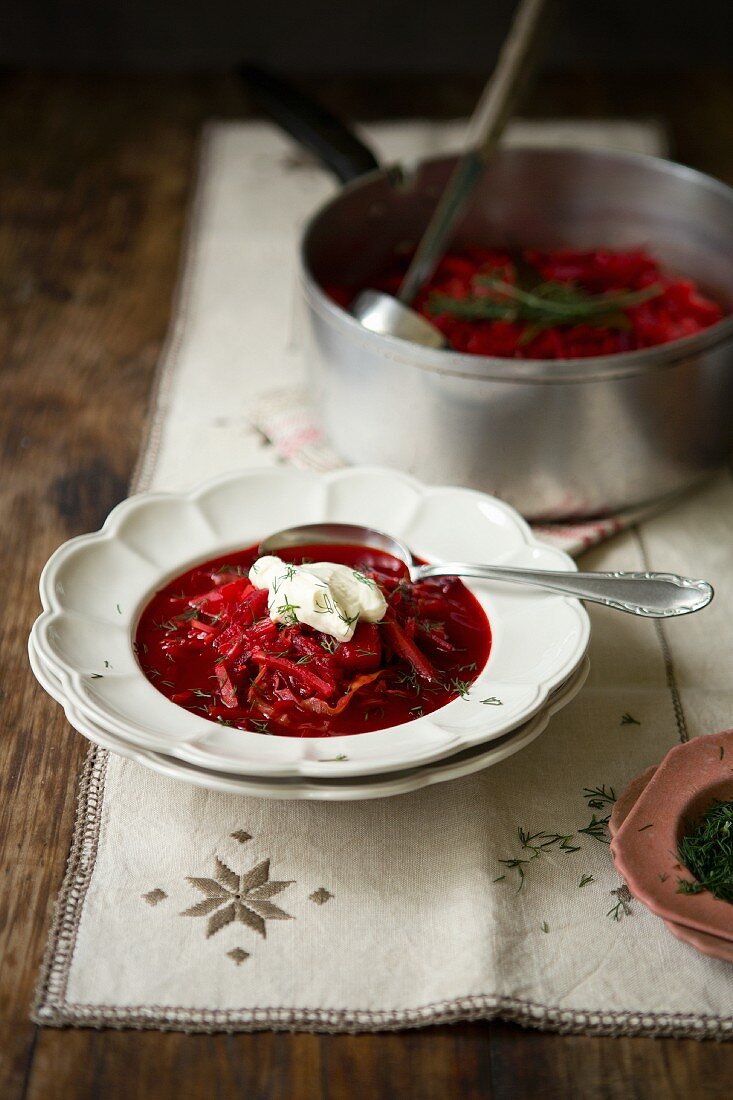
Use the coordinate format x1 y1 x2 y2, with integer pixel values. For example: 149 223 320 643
2 70 732 1099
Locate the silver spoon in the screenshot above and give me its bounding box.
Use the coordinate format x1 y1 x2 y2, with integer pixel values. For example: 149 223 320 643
352 0 549 347
259 522 713 619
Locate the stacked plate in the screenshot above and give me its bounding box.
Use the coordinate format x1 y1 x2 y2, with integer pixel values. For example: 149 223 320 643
29 468 591 800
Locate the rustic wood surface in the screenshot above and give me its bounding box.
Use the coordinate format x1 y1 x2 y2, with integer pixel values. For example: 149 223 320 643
1 69 732 1100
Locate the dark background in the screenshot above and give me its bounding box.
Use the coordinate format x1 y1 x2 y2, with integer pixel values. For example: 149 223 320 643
2 0 731 74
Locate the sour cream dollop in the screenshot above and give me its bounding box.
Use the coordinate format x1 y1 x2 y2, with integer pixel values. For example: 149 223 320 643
249 555 387 642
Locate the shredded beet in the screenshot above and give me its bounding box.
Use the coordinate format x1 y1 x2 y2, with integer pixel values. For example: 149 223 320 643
135 543 491 738
327 247 724 359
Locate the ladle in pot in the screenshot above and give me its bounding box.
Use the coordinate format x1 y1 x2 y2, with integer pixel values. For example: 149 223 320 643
259 522 714 619
352 0 549 346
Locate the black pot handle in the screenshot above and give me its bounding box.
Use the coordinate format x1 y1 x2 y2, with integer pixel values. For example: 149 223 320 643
238 64 381 185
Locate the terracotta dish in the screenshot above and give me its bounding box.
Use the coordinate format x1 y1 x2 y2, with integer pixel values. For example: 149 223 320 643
611 731 733 963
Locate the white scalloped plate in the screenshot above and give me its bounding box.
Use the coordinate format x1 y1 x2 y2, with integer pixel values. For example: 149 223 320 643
29 638 589 800
30 467 590 778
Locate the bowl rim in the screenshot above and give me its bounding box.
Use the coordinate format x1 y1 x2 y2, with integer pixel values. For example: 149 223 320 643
301 143 733 383
30 466 591 779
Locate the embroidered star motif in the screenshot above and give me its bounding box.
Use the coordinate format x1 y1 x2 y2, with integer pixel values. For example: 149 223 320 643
230 830 252 844
227 948 250 965
141 888 167 907
309 888 333 905
182 856 294 938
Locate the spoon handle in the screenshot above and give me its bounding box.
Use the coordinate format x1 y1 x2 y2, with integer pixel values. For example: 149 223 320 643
413 564 714 618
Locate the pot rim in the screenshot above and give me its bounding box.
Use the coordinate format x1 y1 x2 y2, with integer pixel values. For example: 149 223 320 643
300 144 733 384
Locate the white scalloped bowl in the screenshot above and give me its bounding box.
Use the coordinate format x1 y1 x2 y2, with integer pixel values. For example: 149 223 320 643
28 637 590 800
30 467 590 778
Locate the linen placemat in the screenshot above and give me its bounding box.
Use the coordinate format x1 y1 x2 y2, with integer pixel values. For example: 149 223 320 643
34 120 733 1037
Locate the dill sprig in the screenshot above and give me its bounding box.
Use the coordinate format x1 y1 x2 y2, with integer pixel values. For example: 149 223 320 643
450 678 472 700
249 719 273 735
584 785 617 810
607 885 633 921
428 277 663 335
276 600 300 626
352 570 377 590
677 800 733 903
497 826 581 891
578 813 612 844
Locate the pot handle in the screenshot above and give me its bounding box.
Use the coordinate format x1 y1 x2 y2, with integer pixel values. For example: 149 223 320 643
238 64 381 185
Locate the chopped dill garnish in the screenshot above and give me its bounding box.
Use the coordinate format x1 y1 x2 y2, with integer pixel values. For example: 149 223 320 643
352 570 377 590
178 608 200 622
498 858 527 892
419 620 442 635
320 638 338 654
578 813 611 844
90 673 103 679
676 879 704 895
154 619 178 633
249 719 273 735
637 823 654 832
620 712 641 726
104 660 112 669
450 678 472 699
607 898 629 921
116 603 122 615
295 654 314 665
161 680 175 688
583 785 617 809
321 754 348 762
191 688 212 698
480 697 503 706
541 921 549 933
216 716 234 726
677 799 733 903
314 592 336 615
457 661 478 673
276 600 300 626
396 668 420 694
409 705 424 718
578 874 594 888
498 826 581 890
607 885 632 921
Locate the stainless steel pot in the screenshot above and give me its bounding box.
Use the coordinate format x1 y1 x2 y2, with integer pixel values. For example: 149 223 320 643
243 70 733 520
